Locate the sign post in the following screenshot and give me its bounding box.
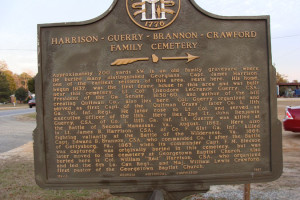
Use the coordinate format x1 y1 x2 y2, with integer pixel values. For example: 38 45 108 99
244 184 251 200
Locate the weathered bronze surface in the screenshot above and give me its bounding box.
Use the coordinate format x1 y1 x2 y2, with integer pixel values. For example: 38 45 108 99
35 0 282 195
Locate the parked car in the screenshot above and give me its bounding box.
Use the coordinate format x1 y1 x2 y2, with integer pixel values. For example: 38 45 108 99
28 97 36 108
283 106 300 132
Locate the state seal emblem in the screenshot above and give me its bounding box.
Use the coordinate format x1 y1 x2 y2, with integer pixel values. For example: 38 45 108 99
126 0 181 30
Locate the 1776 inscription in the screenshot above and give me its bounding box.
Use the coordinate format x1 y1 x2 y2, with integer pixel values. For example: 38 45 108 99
126 0 181 30
35 0 282 191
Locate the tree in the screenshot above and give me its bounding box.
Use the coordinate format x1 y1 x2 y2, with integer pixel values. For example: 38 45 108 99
2 70 16 94
27 76 36 93
19 72 32 89
292 80 299 83
15 87 28 103
0 73 11 102
276 72 288 84
0 60 8 72
0 61 15 99
13 74 22 89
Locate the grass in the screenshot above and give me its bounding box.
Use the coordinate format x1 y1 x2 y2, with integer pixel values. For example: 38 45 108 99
14 112 36 122
22 112 36 119
0 103 28 110
0 159 223 200
0 160 133 200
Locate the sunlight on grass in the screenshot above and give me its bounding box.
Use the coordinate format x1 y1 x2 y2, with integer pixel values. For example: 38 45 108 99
0 160 133 200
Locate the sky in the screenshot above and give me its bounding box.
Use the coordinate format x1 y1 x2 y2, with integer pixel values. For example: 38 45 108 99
0 0 299 81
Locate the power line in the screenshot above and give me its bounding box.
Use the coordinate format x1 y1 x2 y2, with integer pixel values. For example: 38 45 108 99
0 49 36 52
272 34 300 39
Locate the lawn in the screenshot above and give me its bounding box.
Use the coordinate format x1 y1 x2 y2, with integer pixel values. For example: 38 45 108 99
0 159 133 200
0 103 28 110
0 159 211 200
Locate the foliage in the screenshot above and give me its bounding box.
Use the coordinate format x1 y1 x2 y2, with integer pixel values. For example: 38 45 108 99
0 60 35 94
19 72 32 89
0 60 8 71
276 72 288 84
279 86 288 97
0 73 11 102
15 87 28 102
2 70 16 94
27 76 35 93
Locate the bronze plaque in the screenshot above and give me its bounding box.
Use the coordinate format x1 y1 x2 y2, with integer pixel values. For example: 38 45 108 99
35 0 282 193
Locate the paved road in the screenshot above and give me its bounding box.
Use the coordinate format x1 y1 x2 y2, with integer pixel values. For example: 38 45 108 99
0 108 36 153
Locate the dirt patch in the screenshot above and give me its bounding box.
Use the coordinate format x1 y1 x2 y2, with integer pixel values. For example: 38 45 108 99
14 113 36 122
0 142 33 161
0 104 28 111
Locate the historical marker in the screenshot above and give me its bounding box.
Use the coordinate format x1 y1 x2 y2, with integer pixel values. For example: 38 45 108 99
35 0 282 198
